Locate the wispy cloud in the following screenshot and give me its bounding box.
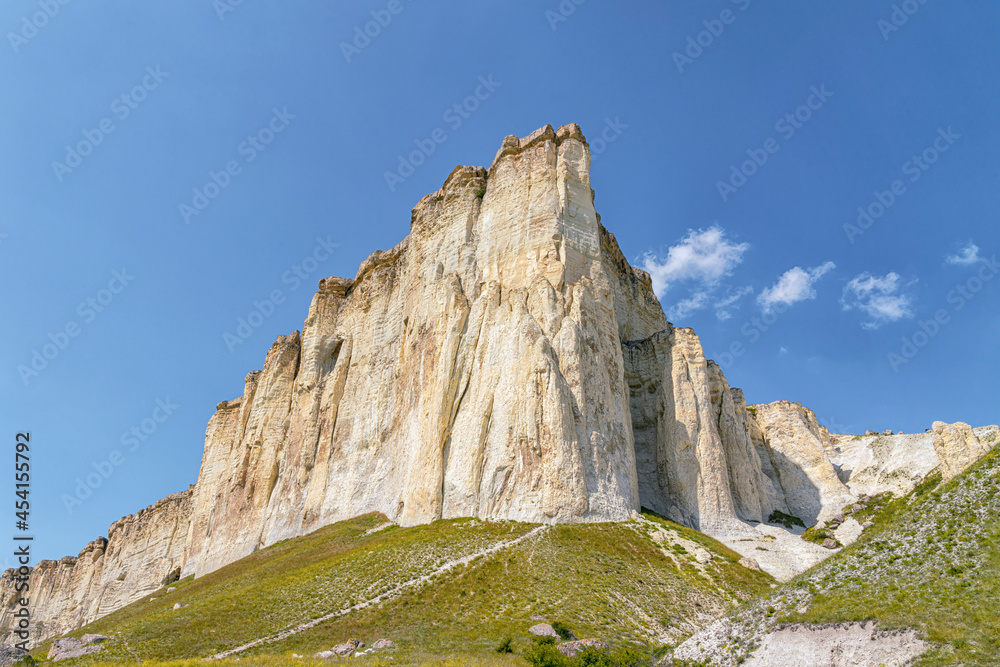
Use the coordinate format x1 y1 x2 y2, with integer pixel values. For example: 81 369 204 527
841 271 914 329
642 226 749 321
713 285 754 321
667 291 710 321
757 261 836 313
946 242 981 266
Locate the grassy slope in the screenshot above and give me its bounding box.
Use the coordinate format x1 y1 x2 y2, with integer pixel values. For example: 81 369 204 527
674 440 1000 666
39 512 771 665
784 441 1000 665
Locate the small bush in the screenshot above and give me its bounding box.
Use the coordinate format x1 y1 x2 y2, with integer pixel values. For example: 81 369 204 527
578 646 653 666
801 526 839 547
552 620 575 640
768 511 805 530
495 636 514 654
524 637 570 667
475 188 487 198
525 642 653 667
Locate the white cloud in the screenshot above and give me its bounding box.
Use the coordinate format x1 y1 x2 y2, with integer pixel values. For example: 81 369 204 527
946 242 981 266
667 291 710 321
757 261 836 313
713 285 754 321
641 226 748 298
841 271 914 329
665 285 753 322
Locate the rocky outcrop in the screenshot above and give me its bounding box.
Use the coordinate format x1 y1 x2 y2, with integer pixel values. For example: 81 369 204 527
182 123 643 578
0 644 26 666
529 623 560 638
825 422 998 493
748 402 855 525
47 635 107 662
932 421 994 481
4 124 995 646
674 620 928 667
558 638 608 657
624 330 779 533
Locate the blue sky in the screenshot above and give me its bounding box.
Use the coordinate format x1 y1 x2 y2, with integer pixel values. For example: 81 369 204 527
1 1 997 561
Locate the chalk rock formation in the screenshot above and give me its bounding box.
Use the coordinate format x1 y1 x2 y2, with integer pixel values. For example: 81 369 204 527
181 123 788 575
749 402 855 525
2 125 996 646
182 124 646 576
932 421 992 481
626 333 780 532
0 491 189 643
826 431 940 498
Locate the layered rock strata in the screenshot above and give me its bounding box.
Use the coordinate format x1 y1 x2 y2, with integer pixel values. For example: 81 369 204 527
2 124 995 644
0 491 190 643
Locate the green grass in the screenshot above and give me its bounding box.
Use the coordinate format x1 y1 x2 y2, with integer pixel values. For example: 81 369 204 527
83 658 520 667
782 446 1000 666
800 525 839 547
668 444 1000 666
43 511 771 665
798 492 893 548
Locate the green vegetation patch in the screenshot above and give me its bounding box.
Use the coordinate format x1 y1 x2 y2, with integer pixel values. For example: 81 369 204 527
45 511 771 665
767 510 805 530
255 515 770 662
800 526 840 548
787 445 1000 666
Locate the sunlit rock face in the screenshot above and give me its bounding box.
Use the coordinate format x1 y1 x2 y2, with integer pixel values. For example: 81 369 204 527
0 491 190 644
6 125 995 647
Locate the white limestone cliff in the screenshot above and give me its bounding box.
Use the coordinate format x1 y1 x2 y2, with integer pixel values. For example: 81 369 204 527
3 124 995 645
0 491 190 643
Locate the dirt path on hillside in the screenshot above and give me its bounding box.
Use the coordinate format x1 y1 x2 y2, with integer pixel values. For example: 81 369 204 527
208 524 550 659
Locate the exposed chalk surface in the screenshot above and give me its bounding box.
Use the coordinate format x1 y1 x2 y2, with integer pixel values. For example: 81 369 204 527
744 622 927 667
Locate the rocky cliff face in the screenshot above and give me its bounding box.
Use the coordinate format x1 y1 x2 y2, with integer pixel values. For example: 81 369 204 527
749 401 856 526
182 124 644 577
624 330 782 534
3 124 996 645
0 491 190 643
